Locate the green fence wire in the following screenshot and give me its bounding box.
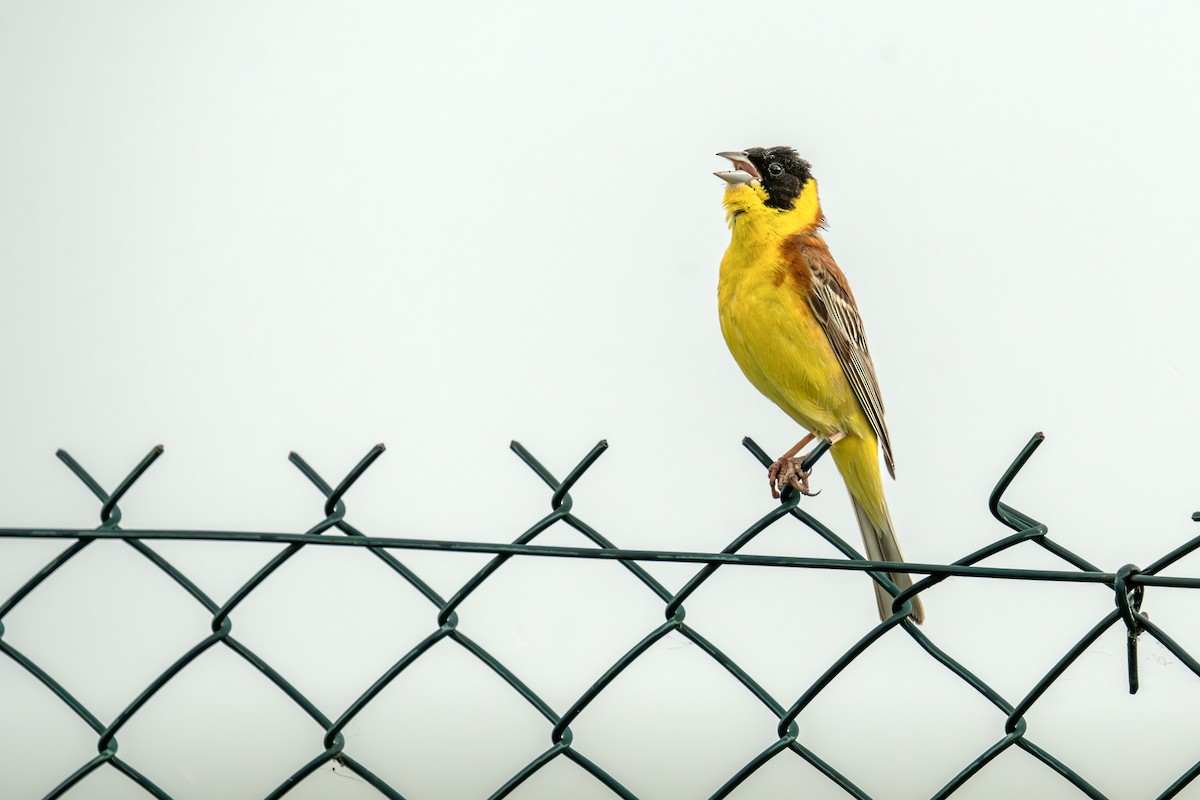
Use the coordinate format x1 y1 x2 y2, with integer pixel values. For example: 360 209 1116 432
1 433 1198 799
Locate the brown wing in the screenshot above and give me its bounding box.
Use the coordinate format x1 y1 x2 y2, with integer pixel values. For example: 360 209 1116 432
787 235 895 477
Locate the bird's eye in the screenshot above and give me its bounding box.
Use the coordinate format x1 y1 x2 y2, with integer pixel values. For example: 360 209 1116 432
767 162 785 177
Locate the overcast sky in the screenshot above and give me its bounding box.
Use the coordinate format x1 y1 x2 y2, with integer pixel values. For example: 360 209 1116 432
2 2 1200 799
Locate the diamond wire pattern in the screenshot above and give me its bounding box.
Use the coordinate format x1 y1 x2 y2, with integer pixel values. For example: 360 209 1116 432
1 433 1199 799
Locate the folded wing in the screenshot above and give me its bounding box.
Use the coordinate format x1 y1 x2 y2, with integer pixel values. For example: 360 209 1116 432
791 236 895 478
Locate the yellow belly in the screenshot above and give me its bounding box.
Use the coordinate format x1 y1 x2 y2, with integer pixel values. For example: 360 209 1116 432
718 241 863 439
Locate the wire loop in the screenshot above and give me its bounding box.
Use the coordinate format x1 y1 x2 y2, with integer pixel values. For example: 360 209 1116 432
1114 562 1146 694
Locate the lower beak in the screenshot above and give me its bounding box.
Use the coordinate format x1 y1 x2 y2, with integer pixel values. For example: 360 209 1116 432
715 169 755 185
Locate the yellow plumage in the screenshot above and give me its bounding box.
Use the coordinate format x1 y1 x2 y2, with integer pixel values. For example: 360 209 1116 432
717 161 923 624
718 181 863 441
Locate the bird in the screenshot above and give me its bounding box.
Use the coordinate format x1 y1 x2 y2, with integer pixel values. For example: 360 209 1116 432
714 146 924 624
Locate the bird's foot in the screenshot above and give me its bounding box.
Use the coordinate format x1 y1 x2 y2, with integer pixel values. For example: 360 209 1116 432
768 456 820 499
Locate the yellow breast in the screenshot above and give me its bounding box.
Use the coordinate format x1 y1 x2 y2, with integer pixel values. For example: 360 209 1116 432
717 183 860 438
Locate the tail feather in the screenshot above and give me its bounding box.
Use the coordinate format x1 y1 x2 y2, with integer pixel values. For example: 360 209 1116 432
850 495 925 624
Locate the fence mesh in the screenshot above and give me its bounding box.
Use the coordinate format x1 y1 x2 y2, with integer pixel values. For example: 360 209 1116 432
1 433 1199 799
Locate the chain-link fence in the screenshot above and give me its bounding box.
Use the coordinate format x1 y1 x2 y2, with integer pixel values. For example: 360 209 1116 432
1 433 1198 799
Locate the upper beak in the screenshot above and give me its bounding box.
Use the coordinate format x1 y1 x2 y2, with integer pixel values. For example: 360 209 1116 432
714 151 759 184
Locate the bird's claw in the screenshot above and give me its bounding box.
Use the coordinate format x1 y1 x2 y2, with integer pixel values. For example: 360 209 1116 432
768 457 820 499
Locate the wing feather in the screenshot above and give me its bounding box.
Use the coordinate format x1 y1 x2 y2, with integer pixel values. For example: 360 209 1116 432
791 236 895 478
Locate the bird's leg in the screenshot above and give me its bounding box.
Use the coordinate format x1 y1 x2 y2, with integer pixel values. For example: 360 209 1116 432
780 434 816 461
768 433 817 499
767 431 848 499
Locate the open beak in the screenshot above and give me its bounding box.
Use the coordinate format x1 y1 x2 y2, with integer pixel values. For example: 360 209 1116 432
714 151 760 185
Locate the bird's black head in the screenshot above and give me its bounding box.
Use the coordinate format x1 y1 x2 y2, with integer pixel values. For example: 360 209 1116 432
743 147 813 210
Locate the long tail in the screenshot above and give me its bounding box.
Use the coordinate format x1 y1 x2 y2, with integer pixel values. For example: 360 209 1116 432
849 496 925 623
831 435 925 624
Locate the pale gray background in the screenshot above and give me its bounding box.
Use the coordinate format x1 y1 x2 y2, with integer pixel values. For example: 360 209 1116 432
2 1 1200 798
